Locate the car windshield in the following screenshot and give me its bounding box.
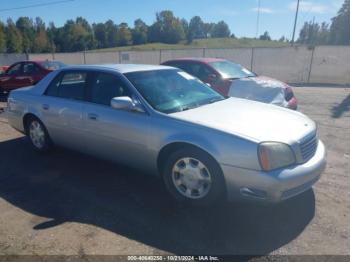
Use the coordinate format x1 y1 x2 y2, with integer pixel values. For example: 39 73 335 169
39 61 66 70
125 69 225 114
210 61 256 79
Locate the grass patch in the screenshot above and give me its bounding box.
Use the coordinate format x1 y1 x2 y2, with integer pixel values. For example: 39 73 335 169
89 38 289 52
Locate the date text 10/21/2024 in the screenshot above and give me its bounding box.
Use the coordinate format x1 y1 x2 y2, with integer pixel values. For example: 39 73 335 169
127 255 220 261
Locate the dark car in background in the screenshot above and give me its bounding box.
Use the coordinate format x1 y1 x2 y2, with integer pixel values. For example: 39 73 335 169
0 60 66 95
162 58 297 110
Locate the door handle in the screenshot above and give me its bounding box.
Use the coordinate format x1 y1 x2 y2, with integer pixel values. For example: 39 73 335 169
42 104 49 110
88 113 98 120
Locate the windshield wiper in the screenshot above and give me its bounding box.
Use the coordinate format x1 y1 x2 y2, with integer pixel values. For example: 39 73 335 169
179 97 225 112
181 104 199 111
209 97 225 103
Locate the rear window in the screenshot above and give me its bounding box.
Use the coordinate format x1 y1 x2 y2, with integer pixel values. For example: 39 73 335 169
39 61 66 71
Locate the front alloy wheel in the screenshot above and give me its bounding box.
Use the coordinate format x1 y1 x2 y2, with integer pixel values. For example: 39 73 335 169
163 148 226 205
172 157 212 199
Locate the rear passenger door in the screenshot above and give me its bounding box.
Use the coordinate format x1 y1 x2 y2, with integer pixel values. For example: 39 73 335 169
41 71 88 150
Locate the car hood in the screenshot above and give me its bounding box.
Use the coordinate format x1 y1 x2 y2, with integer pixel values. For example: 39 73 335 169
170 97 315 143
228 76 288 107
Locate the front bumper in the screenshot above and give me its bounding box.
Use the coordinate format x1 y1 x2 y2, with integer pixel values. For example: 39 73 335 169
222 140 326 203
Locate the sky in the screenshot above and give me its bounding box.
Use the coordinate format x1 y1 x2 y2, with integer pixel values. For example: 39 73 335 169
0 0 345 40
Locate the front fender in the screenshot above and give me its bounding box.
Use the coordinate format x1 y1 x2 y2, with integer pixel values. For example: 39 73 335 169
155 117 261 171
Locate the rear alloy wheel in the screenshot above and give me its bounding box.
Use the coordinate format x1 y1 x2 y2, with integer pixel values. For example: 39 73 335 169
163 148 226 206
26 117 52 152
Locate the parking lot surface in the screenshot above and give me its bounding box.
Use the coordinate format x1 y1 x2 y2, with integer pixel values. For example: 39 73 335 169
0 86 349 256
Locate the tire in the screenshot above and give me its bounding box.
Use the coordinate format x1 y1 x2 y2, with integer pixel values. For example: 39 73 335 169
162 147 226 206
25 116 52 152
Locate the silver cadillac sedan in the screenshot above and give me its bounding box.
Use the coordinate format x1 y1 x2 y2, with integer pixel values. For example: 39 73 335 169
6 64 326 205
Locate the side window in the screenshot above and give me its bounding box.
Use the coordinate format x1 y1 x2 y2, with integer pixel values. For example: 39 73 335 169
88 73 130 106
45 71 87 100
187 63 212 80
6 63 22 75
59 72 87 100
45 74 61 97
23 63 39 74
167 62 188 72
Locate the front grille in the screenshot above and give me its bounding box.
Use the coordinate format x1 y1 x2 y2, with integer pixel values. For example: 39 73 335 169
300 133 318 162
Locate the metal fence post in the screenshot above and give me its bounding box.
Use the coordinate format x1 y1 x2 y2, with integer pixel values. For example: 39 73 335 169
118 51 121 63
159 49 162 64
83 50 86 64
307 46 315 84
250 47 255 71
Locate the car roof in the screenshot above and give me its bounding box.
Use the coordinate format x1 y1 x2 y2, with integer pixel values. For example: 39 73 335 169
63 64 174 74
11 60 61 64
164 57 227 64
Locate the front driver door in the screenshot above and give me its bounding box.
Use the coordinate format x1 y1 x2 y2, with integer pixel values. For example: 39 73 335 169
82 71 152 169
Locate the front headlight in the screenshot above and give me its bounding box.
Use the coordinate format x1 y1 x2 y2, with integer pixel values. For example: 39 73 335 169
258 142 296 171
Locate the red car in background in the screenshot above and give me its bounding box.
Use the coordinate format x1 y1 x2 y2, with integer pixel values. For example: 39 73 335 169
162 58 297 110
0 60 65 95
0 65 9 74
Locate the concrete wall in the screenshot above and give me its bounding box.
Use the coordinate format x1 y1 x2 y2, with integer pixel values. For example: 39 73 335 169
0 53 27 66
1 46 350 84
120 50 160 64
205 48 253 69
309 46 350 84
252 46 313 83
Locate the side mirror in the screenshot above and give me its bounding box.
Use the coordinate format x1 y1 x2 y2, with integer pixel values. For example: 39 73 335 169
110 96 145 113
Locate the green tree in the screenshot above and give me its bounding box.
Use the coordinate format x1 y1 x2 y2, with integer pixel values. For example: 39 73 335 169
149 10 185 44
48 22 65 52
211 21 230 38
32 17 50 53
58 18 96 52
298 21 330 45
259 31 271 41
117 23 132 46
203 23 215 38
16 17 35 52
318 22 330 44
188 16 205 42
148 21 161 43
330 0 350 44
132 19 148 45
0 22 6 52
93 23 108 48
181 18 189 40
75 17 96 49
6 19 23 53
105 20 118 47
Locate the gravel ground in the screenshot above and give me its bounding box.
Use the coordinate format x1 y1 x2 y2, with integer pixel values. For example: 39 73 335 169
0 86 349 256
